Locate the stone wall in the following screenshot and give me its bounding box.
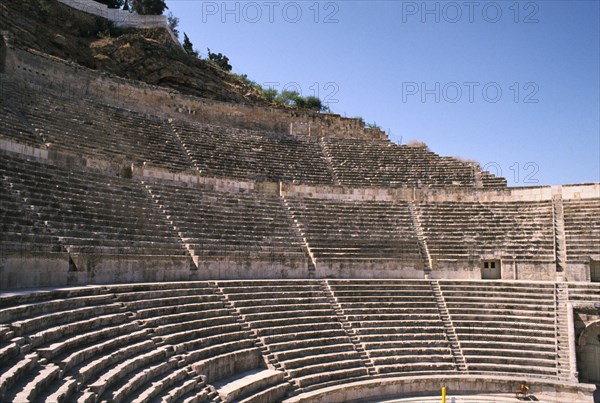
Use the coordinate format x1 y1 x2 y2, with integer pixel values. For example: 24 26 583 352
193 258 311 280
136 165 280 196
316 261 425 280
0 252 196 289
281 183 413 201
0 252 70 289
56 0 180 45
284 375 595 403
283 181 599 203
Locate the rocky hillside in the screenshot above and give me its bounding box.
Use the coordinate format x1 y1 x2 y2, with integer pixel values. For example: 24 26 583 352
0 0 265 103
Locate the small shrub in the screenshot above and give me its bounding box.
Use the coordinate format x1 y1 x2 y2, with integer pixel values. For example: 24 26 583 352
94 18 116 38
207 48 232 71
35 0 51 18
233 74 257 88
96 0 124 8
305 96 323 111
131 0 168 15
406 140 429 150
276 90 301 107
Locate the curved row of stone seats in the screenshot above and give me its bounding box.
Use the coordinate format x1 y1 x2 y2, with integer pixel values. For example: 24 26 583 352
0 286 147 402
0 152 186 258
101 283 264 403
0 77 46 147
0 178 62 254
321 138 506 188
439 281 558 378
213 368 289 403
328 279 456 376
217 280 371 394
145 181 308 265
566 282 600 303
1 77 191 171
1 77 511 189
0 282 275 402
173 120 334 184
285 197 422 264
417 201 555 262
563 199 600 263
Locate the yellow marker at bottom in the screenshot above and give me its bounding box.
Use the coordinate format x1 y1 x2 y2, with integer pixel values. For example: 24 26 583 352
441 386 446 403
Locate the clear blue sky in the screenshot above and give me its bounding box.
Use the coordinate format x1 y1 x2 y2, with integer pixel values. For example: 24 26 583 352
166 0 600 187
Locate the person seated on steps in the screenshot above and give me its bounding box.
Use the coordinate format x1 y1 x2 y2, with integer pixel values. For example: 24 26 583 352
515 382 530 400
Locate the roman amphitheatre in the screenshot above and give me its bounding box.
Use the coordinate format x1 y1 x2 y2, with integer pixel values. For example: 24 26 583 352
0 1 599 402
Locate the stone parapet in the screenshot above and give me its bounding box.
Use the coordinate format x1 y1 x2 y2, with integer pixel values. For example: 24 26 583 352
56 0 179 44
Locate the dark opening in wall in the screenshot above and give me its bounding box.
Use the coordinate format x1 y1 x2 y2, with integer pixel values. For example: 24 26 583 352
591 260 600 283
578 320 600 383
481 259 501 279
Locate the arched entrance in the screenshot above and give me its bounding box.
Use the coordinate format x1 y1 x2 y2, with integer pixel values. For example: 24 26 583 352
578 320 600 383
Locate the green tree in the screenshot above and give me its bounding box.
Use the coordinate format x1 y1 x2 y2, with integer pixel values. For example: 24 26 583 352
305 96 323 111
131 0 167 15
293 94 306 108
182 33 197 57
262 88 278 103
97 0 124 8
167 12 179 39
207 48 232 72
278 90 299 106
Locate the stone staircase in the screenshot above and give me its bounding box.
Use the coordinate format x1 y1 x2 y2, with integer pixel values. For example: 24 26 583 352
209 282 327 399
429 280 468 372
141 180 198 270
318 137 341 185
208 282 295 401
167 118 201 173
555 283 576 382
552 192 567 275
281 195 317 278
319 281 377 377
409 202 432 277
473 166 484 188
216 281 368 396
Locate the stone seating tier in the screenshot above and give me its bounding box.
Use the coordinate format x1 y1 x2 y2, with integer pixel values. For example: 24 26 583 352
566 283 600 302
0 77 191 171
438 281 558 378
417 201 555 262
146 182 309 264
286 198 422 263
0 152 186 259
173 120 334 184
563 199 600 262
328 280 455 378
322 138 506 188
1 76 507 188
0 280 587 401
